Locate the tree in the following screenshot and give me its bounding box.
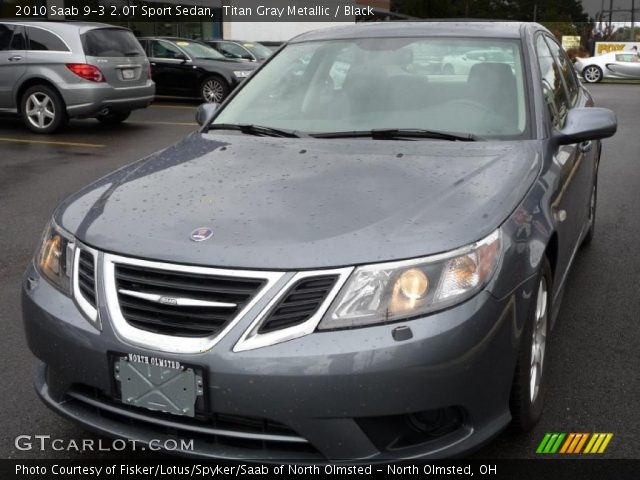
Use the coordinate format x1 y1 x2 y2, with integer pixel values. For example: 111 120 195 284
391 0 590 24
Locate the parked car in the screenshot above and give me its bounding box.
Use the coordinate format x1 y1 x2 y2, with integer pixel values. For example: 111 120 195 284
205 39 273 63
575 51 640 83
259 41 284 52
0 21 154 133
441 48 514 75
137 37 257 103
23 22 616 461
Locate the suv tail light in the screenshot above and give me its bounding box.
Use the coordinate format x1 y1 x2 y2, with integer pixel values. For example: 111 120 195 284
66 64 105 82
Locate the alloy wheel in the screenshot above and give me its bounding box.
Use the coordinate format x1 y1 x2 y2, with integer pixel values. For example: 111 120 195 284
583 66 602 83
202 79 224 103
25 92 56 130
530 276 548 403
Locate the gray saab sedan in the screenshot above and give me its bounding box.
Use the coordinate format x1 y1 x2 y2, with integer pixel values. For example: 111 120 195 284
22 22 616 460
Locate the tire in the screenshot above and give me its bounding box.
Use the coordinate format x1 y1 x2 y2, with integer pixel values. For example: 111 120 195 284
200 76 229 103
510 257 552 431
442 64 455 75
581 180 598 247
20 85 68 134
582 65 603 83
96 111 131 125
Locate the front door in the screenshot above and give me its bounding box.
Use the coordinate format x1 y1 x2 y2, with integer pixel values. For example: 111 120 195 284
0 24 27 110
148 40 197 96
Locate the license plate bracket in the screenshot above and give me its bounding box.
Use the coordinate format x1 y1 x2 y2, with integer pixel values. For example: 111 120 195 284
113 353 204 418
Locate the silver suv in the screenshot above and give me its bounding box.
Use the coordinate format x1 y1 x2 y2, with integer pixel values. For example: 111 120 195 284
0 21 155 133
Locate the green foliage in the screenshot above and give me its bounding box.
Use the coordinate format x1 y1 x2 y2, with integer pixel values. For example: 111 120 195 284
391 0 589 23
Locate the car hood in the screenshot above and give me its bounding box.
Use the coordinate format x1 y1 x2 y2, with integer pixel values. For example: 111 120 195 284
57 133 540 270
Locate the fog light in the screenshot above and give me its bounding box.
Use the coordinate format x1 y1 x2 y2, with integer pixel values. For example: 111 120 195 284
407 406 465 436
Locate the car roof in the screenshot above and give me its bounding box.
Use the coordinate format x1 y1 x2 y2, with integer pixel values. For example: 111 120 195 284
290 21 537 43
139 36 207 44
206 39 260 44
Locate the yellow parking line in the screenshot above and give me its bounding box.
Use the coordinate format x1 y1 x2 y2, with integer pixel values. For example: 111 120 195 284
129 121 197 126
0 137 104 148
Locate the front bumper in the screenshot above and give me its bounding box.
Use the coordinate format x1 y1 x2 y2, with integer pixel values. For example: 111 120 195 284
58 81 156 118
22 261 535 461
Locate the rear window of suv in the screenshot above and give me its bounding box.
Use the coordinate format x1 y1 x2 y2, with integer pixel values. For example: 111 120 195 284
82 28 144 57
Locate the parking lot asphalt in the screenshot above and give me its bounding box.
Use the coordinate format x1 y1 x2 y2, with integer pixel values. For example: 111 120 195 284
1 86 638 460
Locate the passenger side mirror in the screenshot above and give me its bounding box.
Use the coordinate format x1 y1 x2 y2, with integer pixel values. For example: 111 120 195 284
195 103 219 130
175 53 188 63
555 107 617 145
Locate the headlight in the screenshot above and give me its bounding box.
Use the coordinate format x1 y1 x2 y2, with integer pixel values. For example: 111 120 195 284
36 221 74 295
318 230 501 330
233 70 251 78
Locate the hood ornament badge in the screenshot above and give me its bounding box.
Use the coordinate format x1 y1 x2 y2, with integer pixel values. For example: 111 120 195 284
190 227 214 242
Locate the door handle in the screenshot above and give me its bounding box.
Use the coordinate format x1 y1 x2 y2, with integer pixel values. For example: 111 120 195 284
579 140 592 153
150 62 156 66
9 55 23 61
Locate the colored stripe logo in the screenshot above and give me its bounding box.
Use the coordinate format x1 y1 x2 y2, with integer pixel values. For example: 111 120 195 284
536 433 613 454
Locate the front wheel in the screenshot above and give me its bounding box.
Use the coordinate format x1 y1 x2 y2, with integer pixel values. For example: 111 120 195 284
442 64 455 75
201 76 229 103
582 65 603 83
510 257 552 431
96 111 131 125
21 85 68 134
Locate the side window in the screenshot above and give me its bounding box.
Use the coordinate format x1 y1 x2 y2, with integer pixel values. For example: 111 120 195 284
616 53 639 63
151 40 183 59
535 35 569 129
545 36 579 105
219 42 251 59
0 24 16 50
27 27 68 52
10 26 26 50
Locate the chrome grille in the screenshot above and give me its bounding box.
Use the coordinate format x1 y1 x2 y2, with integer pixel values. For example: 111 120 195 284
113 263 265 337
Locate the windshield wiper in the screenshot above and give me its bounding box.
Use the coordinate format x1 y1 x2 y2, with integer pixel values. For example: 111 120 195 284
208 123 303 138
124 51 143 56
312 129 478 141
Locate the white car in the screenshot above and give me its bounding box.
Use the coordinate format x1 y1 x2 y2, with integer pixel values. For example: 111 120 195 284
441 49 514 75
575 51 640 83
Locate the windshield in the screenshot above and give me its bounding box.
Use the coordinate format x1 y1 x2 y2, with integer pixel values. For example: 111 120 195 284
177 41 224 59
214 37 529 138
242 41 273 59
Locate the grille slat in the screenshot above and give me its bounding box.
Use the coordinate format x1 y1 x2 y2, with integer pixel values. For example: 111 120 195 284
258 275 338 334
77 250 96 308
115 266 261 298
114 263 265 337
120 311 223 336
119 298 232 322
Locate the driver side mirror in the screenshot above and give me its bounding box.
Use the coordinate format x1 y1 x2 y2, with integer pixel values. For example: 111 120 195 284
195 102 219 131
555 107 617 145
175 52 188 63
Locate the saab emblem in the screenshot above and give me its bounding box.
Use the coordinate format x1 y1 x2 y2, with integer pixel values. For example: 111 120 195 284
190 227 213 242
